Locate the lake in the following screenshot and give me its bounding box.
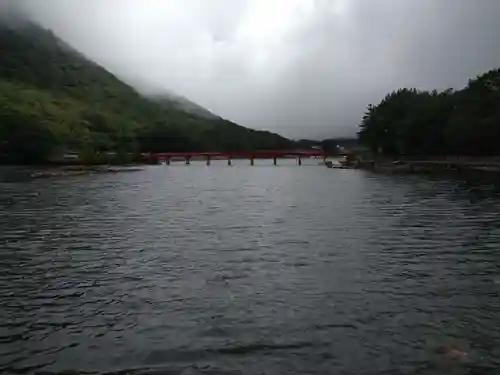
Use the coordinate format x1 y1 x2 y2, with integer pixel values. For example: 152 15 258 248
1 161 500 374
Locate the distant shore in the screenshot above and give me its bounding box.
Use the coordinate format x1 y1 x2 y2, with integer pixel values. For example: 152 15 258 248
28 165 144 179
357 157 500 179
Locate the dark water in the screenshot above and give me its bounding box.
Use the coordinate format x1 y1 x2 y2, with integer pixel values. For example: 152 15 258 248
1 163 500 374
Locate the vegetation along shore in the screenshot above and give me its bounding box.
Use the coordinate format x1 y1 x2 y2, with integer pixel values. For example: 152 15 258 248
354 67 500 177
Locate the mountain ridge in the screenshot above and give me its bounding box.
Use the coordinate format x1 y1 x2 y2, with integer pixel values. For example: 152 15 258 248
147 92 220 120
0 19 293 164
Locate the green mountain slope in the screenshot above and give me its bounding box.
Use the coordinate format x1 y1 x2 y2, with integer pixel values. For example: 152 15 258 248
148 92 219 120
0 21 292 164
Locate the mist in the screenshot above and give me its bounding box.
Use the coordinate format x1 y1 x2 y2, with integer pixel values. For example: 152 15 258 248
3 0 500 139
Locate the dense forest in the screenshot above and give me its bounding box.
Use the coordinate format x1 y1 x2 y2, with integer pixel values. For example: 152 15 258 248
358 69 500 157
0 21 293 164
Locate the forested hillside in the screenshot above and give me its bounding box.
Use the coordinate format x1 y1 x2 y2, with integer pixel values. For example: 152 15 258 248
358 69 500 156
148 93 219 120
0 21 292 164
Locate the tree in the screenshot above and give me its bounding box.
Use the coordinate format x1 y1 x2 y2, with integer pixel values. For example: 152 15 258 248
358 69 500 157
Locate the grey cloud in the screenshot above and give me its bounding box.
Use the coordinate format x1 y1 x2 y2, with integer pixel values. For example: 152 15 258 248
3 0 500 139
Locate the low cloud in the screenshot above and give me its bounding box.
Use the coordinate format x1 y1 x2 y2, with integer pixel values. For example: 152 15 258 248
4 0 500 138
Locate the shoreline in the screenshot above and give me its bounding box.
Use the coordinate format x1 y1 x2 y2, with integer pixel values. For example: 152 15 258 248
357 158 500 180
28 165 144 179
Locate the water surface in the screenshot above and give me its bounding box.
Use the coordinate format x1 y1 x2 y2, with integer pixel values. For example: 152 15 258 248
1 162 500 374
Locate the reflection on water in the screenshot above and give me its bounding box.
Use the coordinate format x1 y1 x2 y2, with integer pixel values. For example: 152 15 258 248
1 163 500 374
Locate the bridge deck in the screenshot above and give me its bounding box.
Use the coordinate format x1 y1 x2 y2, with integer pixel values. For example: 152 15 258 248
149 150 327 158
145 150 329 166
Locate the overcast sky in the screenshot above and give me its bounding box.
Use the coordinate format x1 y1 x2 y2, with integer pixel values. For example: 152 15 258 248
5 0 500 139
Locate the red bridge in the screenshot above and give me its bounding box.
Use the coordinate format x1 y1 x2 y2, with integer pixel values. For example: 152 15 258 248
146 150 328 166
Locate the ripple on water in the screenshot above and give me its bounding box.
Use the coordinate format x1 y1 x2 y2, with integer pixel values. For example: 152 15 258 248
1 167 500 374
